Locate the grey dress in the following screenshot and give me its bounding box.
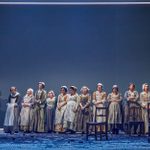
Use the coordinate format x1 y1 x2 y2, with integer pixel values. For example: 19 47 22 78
46 97 56 132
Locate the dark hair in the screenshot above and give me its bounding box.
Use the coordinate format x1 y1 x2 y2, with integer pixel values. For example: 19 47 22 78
129 83 135 89
70 86 77 92
61 87 68 93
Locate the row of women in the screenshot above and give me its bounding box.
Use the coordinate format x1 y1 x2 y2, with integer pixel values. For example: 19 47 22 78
3 82 150 135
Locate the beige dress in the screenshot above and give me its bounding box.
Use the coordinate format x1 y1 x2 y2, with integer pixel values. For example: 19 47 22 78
93 91 107 122
140 91 150 133
108 93 122 125
55 94 69 132
20 95 34 132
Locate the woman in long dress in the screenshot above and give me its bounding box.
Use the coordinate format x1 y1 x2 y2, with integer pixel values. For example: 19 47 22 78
20 88 34 132
55 86 69 132
63 86 79 133
93 83 107 132
140 83 150 134
46 90 56 132
4 87 21 133
34 82 47 133
77 86 91 133
124 83 140 133
108 85 122 134
124 83 140 123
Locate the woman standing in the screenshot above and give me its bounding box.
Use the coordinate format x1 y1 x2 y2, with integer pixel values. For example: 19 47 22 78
55 86 69 132
124 83 139 131
140 83 150 134
108 85 122 134
77 86 91 133
63 86 79 133
46 90 56 132
93 83 107 131
20 88 34 132
34 82 47 133
4 87 21 133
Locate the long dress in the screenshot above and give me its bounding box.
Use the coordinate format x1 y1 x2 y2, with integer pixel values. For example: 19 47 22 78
20 95 34 132
63 93 79 131
77 94 91 132
55 94 69 132
140 91 150 134
93 91 107 123
108 93 122 128
34 89 46 132
4 92 21 133
46 97 56 132
124 90 139 123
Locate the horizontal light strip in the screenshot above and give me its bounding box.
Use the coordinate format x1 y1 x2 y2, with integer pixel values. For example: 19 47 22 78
0 2 150 5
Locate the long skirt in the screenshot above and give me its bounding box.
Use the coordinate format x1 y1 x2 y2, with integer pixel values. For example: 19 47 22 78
4 104 19 133
108 102 122 126
46 107 55 132
55 105 66 132
142 108 149 134
63 101 77 131
77 108 90 133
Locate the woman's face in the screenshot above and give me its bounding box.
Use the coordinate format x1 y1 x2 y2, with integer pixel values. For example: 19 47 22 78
38 84 43 90
60 88 66 95
112 88 118 93
82 88 88 95
129 84 135 91
97 85 102 92
27 90 32 96
10 88 17 95
144 86 149 92
70 88 75 95
48 92 54 99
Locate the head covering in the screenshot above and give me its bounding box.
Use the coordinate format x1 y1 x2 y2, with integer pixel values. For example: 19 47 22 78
27 88 34 94
48 90 55 97
61 86 68 92
112 85 118 89
97 83 103 87
80 86 90 92
70 86 77 91
142 83 149 90
38 82 45 88
10 86 17 91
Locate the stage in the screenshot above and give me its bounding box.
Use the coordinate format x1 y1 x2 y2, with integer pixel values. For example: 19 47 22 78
0 129 149 150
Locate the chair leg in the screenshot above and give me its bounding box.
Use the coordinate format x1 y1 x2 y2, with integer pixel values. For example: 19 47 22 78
86 123 89 140
95 125 97 141
100 125 102 140
106 124 108 140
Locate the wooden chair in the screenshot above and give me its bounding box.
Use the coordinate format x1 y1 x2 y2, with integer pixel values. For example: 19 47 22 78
128 101 144 136
86 106 108 140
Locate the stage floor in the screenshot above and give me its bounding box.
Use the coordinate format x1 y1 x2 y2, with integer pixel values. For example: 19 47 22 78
0 129 149 150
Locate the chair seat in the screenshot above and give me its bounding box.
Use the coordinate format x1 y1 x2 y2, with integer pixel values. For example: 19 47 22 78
87 122 106 125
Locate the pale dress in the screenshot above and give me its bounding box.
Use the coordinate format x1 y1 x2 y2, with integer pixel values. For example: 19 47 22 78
20 95 34 131
140 91 150 133
93 91 107 122
108 93 122 125
63 93 79 131
55 94 69 132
